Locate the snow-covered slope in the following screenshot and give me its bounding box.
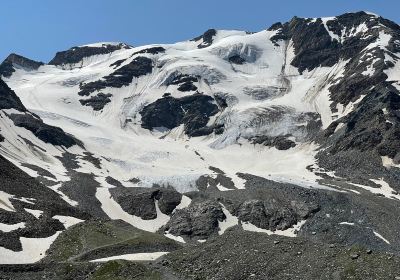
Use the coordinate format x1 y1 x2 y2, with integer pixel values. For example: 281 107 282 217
1 11 400 264
3 28 323 190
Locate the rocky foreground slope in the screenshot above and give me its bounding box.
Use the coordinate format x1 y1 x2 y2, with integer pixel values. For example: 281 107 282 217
0 11 400 279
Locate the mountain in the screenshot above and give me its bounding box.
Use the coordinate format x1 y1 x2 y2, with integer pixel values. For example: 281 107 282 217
1 11 400 279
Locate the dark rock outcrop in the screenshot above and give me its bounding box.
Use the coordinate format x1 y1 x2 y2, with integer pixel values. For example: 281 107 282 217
109 187 182 219
237 199 304 231
9 114 80 148
269 12 395 74
108 47 165 69
251 135 296 150
132 46 165 56
0 53 43 78
79 93 112 111
0 79 26 111
167 74 198 86
165 73 199 92
78 56 153 96
49 43 131 66
140 93 219 136
228 55 246 64
177 82 197 92
162 200 225 239
192 29 217 49
268 12 400 180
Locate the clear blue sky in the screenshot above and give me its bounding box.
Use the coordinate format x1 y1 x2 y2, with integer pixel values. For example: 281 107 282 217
2 0 400 62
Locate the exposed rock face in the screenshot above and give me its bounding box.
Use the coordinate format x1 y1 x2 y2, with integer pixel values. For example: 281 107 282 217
168 74 198 85
162 200 225 239
271 12 374 72
177 82 198 92
196 173 236 192
192 29 217 48
165 73 199 92
236 199 308 231
48 43 131 66
0 53 43 78
79 92 112 111
156 188 183 215
0 78 80 148
9 114 80 148
228 54 246 64
131 46 165 55
267 11 400 184
322 90 400 156
109 187 182 219
109 46 165 69
78 56 153 96
251 135 296 150
140 93 220 136
0 154 88 251
0 79 26 111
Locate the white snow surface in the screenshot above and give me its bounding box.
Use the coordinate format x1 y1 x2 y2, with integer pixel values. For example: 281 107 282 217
0 231 61 264
218 203 239 235
24 209 43 219
0 222 25 232
0 191 15 211
242 220 307 237
52 215 85 229
1 29 346 197
373 231 390 244
164 232 186 243
321 17 340 42
349 179 400 200
382 156 400 169
89 252 169 262
96 187 169 232
175 195 192 210
339 222 355 226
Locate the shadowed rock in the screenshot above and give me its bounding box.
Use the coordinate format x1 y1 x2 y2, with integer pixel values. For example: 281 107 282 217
0 54 43 78
49 43 131 66
140 93 219 136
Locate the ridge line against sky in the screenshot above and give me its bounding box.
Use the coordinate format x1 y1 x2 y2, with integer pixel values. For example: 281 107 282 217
1 0 400 62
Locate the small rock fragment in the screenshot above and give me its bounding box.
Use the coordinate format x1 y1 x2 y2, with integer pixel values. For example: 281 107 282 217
350 254 359 260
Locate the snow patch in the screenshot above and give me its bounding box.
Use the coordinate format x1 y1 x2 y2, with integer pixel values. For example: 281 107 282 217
175 195 192 210
216 183 233 192
218 203 239 235
0 222 25 232
89 252 169 262
348 179 400 200
164 232 186 243
0 191 15 212
96 187 169 232
321 17 340 42
339 222 355 226
373 231 390 244
0 231 61 264
52 215 85 229
24 209 43 219
242 220 306 237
